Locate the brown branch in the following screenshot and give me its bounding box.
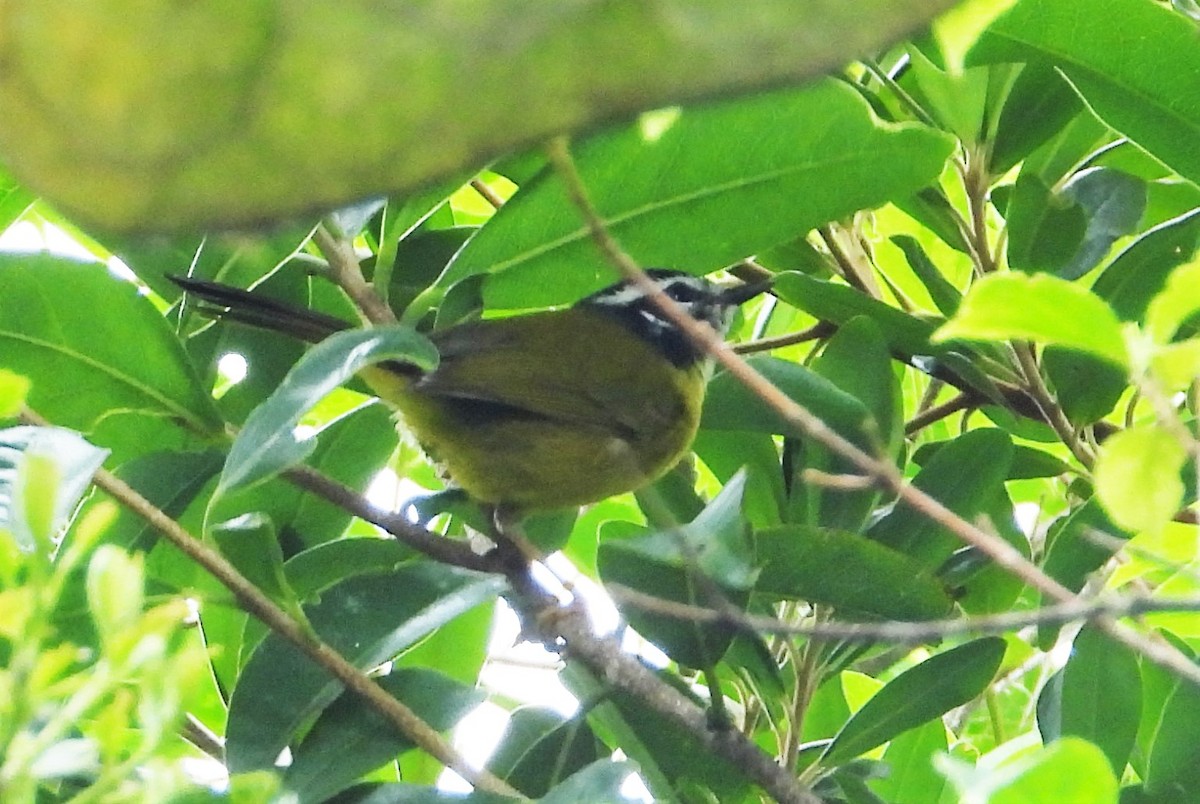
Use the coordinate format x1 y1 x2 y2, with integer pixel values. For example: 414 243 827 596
905 393 973 435
312 224 395 326
505 562 821 804
734 321 836 354
470 177 506 210
283 464 492 573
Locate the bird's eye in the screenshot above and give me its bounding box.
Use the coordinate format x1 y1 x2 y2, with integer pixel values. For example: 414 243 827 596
664 281 702 303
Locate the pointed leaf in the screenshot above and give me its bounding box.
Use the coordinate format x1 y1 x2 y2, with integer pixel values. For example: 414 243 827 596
933 272 1128 367
1094 426 1186 533
445 80 952 307
972 0 1200 186
218 327 436 495
868 428 1013 569
1057 626 1141 775
824 637 1005 765
755 525 955 620
284 669 484 803
0 256 222 434
225 564 505 772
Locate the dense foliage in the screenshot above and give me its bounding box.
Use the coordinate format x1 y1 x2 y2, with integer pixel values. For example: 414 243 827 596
3 0 1200 801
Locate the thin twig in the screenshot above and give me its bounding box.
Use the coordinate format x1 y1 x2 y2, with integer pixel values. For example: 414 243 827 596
312 224 395 326
283 464 492 573
608 583 1200 644
1013 342 1095 469
470 177 506 210
734 322 836 354
905 393 973 435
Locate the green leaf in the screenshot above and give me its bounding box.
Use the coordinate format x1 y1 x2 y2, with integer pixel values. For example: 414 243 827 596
937 737 1118 804
1145 259 1200 344
1041 347 1128 426
1057 167 1146 280
541 761 636 804
0 3 966 234
972 0 1200 187
598 475 754 668
1055 626 1141 775
0 426 110 551
755 525 956 620
448 80 953 307
0 256 223 435
1142 643 1200 794
822 637 1005 765
485 709 602 798
284 669 484 803
703 355 872 445
217 327 436 496
869 720 948 804
891 235 962 316
225 564 505 772
989 64 1084 175
1092 209 1200 322
868 428 1013 569
210 514 297 612
1094 426 1186 533
1004 171 1087 274
933 272 1129 367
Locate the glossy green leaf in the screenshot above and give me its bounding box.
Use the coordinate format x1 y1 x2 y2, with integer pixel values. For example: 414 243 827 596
1054 626 1140 775
598 475 754 667
973 0 1200 186
1042 347 1128 426
989 63 1084 175
869 719 948 804
1057 167 1146 280
868 428 1013 569
284 669 484 803
485 709 603 798
1094 426 1186 533
756 525 954 619
450 80 953 307
0 256 222 435
1005 171 1087 274
562 664 752 802
210 514 296 611
775 272 943 358
892 234 962 316
217 327 436 496
541 760 636 804
814 316 901 456
225 564 505 772
1145 259 1200 344
937 737 1118 804
703 355 871 443
933 272 1129 367
1092 209 1200 322
1135 635 1200 795
1040 499 1130 639
823 637 1005 765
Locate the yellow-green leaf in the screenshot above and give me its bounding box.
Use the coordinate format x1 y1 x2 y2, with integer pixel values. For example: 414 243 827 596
1094 426 1186 533
933 272 1128 367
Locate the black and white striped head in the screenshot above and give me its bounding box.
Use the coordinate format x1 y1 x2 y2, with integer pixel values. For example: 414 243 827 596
580 269 768 368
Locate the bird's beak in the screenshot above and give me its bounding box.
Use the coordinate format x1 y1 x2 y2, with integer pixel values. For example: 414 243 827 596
719 277 773 306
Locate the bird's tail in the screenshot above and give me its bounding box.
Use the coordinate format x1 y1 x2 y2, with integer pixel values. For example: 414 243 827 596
169 275 351 344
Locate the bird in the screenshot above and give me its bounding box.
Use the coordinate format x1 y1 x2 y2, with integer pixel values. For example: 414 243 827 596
171 269 768 513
